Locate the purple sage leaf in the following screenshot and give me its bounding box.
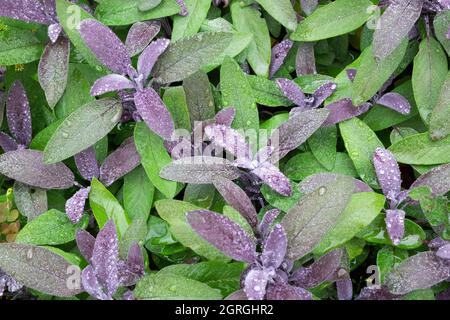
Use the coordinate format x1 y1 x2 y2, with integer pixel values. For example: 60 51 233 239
410 163 450 197
91 220 120 297
187 209 257 263
310 82 337 109
385 209 406 246
376 92 411 115
262 224 287 269
125 21 161 57
251 162 292 196
90 74 135 96
385 251 450 295
296 43 316 76
134 87 175 140
6 81 32 146
0 0 53 25
373 147 402 201
76 229 95 263
243 269 270 300
99 138 141 187
258 209 281 236
79 19 132 75
215 108 236 127
74 147 100 181
275 78 307 108
65 187 90 224
160 156 240 184
322 99 371 127
38 37 70 109
0 149 74 189
212 176 258 229
436 244 450 260
137 38 170 81
0 132 18 152
269 40 293 78
47 23 62 44
81 265 111 300
176 0 189 16
346 69 357 81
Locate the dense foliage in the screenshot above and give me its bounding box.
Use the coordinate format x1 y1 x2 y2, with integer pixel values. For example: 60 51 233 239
0 0 449 301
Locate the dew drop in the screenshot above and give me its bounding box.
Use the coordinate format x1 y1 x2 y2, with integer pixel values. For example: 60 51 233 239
318 186 327 196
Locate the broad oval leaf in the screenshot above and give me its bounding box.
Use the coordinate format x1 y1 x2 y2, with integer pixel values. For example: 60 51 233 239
281 176 354 260
44 98 122 164
16 209 88 245
13 181 47 221
0 26 44 66
388 132 450 165
187 209 257 263
0 243 83 297
291 0 373 42
385 251 450 295
0 149 74 189
153 32 233 83
160 156 240 184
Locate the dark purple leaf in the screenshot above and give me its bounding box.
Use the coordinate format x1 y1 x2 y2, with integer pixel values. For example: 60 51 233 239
76 229 95 263
47 23 62 44
65 187 90 224
0 132 18 152
91 220 120 297
38 37 70 108
373 147 402 201
372 0 423 60
410 163 450 197
269 40 293 78
385 251 450 295
258 209 281 236
290 249 347 288
437 287 450 300
204 124 251 160
176 0 189 16
99 138 141 187
243 269 270 300
376 92 411 115
137 38 170 81
125 21 161 57
74 147 99 182
310 82 337 109
80 19 131 75
160 156 240 184
134 87 174 140
212 176 258 229
428 237 450 250
90 74 135 96
6 81 32 146
81 265 110 300
252 162 292 196
295 43 316 76
266 283 312 300
0 149 74 189
436 244 450 260
262 224 287 269
336 278 353 300
322 99 371 127
118 243 145 286
385 209 405 246
268 109 330 163
187 209 257 263
0 0 53 24
215 108 236 127
275 78 306 108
